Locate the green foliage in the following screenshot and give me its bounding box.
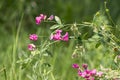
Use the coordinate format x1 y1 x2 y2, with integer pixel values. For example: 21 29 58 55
0 0 120 80
54 16 62 25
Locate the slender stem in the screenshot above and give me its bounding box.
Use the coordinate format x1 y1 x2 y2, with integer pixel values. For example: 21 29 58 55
42 41 59 51
0 66 7 80
63 23 91 27
11 13 24 80
3 65 7 80
104 1 116 26
51 72 55 80
43 20 57 24
0 67 5 73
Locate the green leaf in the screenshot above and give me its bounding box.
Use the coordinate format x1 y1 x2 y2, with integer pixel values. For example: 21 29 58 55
50 25 60 29
31 49 40 56
55 16 62 24
95 42 101 48
77 36 82 44
114 55 118 63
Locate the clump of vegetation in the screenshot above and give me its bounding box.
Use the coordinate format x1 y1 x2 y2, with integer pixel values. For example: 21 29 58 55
0 1 120 80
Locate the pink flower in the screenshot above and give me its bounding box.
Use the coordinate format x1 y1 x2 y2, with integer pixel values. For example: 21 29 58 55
29 34 38 41
72 64 79 69
28 44 36 51
73 64 103 80
35 14 46 25
62 32 69 41
50 33 61 40
48 15 54 20
78 70 91 79
56 29 62 33
39 14 45 20
90 69 96 76
78 70 84 77
91 77 95 80
50 30 62 40
50 29 69 41
80 72 87 78
78 70 96 80
36 16 42 25
82 64 88 70
84 70 91 74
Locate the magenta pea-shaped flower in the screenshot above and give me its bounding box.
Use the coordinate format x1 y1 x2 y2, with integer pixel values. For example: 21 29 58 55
50 29 69 41
29 34 38 41
82 63 88 70
62 32 69 41
35 14 46 25
28 44 36 51
36 16 42 25
48 15 54 20
72 64 79 69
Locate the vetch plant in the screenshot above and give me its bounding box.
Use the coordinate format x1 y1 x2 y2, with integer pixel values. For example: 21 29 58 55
17 2 120 80
72 63 103 80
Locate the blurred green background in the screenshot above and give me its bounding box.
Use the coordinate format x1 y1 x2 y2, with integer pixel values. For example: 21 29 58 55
0 0 120 80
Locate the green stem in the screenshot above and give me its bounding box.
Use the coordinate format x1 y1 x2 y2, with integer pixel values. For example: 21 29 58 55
4 67 7 80
63 23 91 27
104 1 116 26
51 72 55 80
11 13 24 80
0 67 5 73
0 66 7 80
43 20 57 24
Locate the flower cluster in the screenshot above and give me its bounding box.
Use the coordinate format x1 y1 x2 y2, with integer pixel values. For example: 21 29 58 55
28 34 38 51
28 14 55 51
72 64 103 80
28 14 69 51
50 29 69 41
36 14 54 25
